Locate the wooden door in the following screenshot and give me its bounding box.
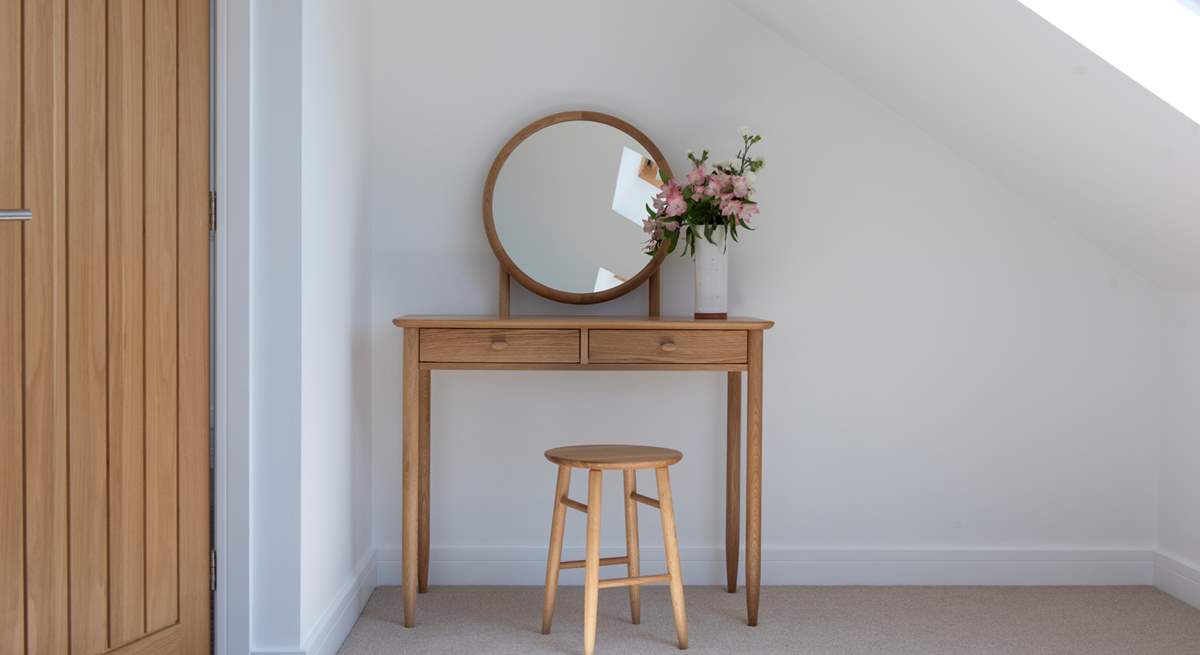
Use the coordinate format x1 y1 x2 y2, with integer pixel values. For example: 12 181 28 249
0 0 211 653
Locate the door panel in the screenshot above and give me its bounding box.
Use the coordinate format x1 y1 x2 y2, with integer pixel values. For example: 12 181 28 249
177 0 213 643
1 225 25 655
66 0 112 649
1 0 211 652
1 4 25 654
144 0 181 633
107 0 147 644
22 0 69 652
178 0 212 647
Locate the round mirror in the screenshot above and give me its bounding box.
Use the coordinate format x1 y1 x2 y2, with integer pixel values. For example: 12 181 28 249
484 111 672 304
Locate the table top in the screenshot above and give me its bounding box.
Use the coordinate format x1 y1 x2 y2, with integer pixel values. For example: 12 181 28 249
393 315 774 330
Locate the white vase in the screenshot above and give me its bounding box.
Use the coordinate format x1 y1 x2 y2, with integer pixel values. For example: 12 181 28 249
693 230 728 319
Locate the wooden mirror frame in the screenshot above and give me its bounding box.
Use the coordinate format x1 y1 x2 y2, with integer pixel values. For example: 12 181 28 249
483 111 673 310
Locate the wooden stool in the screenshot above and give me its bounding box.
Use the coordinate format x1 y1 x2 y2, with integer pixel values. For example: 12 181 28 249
541 445 688 655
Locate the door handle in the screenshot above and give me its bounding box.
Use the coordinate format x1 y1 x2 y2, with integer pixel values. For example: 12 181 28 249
0 209 31 221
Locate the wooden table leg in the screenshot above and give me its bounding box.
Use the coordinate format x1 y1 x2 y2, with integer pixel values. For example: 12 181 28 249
726 371 742 594
418 369 431 593
402 329 420 627
746 331 763 626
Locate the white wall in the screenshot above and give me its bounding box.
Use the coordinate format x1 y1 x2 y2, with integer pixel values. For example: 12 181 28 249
241 1 373 653
249 1 303 647
368 0 1165 585
733 0 1200 290
299 0 374 649
215 0 252 650
1158 293 1200 605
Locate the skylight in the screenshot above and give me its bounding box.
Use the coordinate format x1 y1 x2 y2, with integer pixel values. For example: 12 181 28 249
611 146 659 227
1017 0 1200 123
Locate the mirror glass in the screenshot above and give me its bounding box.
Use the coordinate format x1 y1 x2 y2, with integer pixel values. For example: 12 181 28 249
492 120 664 295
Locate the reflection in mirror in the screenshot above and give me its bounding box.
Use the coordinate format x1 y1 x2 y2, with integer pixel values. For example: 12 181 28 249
492 121 663 294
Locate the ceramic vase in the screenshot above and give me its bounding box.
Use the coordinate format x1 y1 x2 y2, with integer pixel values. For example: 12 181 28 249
693 230 728 319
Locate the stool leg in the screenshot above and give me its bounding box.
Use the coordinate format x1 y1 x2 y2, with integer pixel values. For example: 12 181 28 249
584 469 604 655
622 470 641 624
656 466 688 650
541 465 572 634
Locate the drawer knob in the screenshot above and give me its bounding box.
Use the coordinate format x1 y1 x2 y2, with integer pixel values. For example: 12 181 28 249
490 339 509 351
660 341 678 353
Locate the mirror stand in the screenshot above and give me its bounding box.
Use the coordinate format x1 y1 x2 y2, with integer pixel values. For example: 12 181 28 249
497 266 661 318
499 266 510 318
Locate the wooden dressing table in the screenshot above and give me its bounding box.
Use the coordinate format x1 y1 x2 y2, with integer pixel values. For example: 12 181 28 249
393 313 774 630
395 109 774 634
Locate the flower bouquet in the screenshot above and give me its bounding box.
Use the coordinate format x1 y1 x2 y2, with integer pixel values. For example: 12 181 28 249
643 128 764 318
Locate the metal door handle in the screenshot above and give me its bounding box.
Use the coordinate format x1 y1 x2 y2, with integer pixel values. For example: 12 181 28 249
0 209 31 221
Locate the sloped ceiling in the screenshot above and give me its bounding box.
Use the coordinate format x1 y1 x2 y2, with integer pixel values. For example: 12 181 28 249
732 0 1200 290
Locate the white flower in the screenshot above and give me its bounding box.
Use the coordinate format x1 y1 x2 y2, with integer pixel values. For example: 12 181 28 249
738 126 752 138
745 171 757 185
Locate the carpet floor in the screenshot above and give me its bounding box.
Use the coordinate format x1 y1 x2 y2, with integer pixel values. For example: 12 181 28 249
339 585 1200 654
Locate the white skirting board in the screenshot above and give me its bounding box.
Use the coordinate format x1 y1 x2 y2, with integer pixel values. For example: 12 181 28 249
374 545 1156 587
1154 551 1200 609
255 552 377 655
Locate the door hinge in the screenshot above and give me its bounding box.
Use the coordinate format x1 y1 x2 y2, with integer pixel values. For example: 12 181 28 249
210 550 217 592
208 191 217 233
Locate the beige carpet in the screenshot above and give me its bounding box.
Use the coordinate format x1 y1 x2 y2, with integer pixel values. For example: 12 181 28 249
339 585 1200 654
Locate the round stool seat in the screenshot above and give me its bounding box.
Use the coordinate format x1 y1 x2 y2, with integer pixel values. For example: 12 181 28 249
544 444 683 470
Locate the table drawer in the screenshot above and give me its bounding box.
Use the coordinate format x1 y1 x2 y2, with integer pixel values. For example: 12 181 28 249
588 330 747 364
420 328 580 363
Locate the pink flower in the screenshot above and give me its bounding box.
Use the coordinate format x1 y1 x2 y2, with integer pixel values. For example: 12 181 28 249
699 176 722 199
666 196 687 217
685 164 707 188
642 217 667 240
731 176 751 198
699 173 726 200
738 202 759 223
720 199 743 218
651 179 680 214
663 181 687 217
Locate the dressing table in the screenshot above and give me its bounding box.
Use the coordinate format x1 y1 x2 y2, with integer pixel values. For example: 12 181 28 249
393 111 774 631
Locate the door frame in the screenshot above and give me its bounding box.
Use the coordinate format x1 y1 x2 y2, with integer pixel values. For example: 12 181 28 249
214 0 252 653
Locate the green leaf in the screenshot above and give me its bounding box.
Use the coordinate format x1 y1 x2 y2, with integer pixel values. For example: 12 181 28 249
659 167 670 184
